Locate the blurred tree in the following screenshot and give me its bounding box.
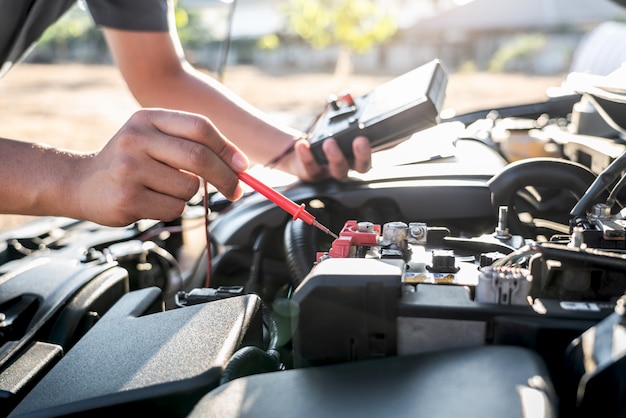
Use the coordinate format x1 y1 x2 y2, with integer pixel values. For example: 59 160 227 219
34 1 203 63
173 3 215 49
489 34 546 73
36 5 102 62
280 0 397 76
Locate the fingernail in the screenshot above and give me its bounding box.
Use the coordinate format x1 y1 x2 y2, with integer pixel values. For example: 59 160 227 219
231 152 249 172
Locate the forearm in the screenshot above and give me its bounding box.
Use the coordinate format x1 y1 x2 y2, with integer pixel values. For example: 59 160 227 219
0 139 84 218
103 29 369 182
129 64 301 167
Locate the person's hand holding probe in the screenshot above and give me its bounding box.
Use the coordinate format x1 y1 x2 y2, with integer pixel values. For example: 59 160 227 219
74 109 250 227
0 109 249 227
1 109 370 227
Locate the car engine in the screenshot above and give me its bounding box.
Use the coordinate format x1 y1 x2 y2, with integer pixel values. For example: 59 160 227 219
1 66 626 418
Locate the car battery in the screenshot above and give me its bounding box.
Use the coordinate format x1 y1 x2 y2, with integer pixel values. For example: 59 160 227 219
291 220 615 368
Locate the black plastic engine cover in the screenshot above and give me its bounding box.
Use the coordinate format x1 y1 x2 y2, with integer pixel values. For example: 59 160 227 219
9 288 263 418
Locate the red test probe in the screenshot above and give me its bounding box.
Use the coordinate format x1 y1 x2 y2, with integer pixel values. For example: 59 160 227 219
237 171 339 239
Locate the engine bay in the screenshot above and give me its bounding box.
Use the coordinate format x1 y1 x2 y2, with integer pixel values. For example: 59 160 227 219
2 66 626 417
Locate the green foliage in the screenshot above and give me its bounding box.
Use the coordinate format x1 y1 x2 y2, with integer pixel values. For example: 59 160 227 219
33 5 105 62
458 60 478 73
38 5 94 44
282 0 397 54
32 1 210 62
258 34 281 50
175 7 215 48
489 33 546 72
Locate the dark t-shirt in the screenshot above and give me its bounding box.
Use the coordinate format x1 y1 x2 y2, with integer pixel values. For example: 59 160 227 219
85 0 169 31
0 0 169 77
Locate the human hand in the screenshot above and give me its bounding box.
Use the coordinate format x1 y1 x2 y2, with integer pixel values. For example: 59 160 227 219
290 136 371 182
73 109 249 226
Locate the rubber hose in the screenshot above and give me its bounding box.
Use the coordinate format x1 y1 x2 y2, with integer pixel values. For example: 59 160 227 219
487 158 597 235
262 301 280 351
571 151 626 216
220 346 281 385
283 219 317 288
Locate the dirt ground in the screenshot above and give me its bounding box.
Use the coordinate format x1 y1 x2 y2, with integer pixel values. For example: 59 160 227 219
0 63 565 231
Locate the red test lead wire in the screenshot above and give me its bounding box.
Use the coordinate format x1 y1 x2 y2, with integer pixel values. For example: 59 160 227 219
237 171 338 239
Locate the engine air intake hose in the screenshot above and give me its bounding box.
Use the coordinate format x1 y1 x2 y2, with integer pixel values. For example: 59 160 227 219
283 219 318 288
488 158 597 235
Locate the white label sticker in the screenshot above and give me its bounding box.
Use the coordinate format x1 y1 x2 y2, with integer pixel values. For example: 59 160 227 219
560 301 601 311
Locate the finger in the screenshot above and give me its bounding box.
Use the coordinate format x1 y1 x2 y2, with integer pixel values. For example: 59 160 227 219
141 109 249 171
122 186 191 225
294 139 328 180
139 160 201 201
351 136 372 173
129 109 247 200
148 133 242 200
322 138 350 179
96 130 202 203
85 168 192 227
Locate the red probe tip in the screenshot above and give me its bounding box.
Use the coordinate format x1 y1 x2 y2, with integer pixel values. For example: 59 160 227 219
237 171 338 238
313 220 339 239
